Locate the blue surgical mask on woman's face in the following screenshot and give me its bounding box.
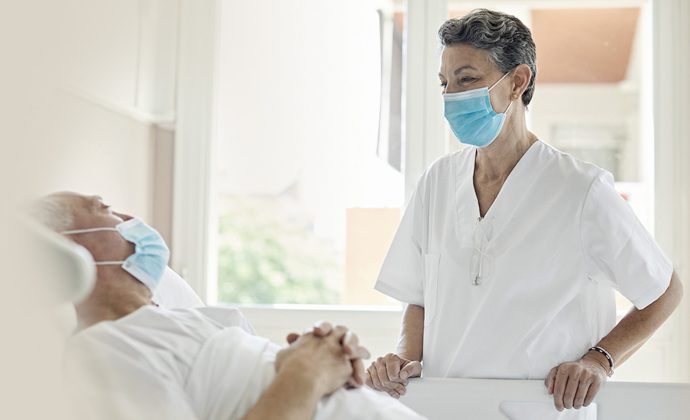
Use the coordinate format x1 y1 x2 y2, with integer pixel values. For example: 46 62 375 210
443 72 513 148
62 218 170 292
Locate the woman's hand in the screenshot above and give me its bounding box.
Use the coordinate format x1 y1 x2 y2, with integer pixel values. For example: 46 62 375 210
544 353 608 411
365 353 422 399
282 322 371 391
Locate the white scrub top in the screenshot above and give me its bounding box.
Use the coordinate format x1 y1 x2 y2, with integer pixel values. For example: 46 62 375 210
375 140 672 380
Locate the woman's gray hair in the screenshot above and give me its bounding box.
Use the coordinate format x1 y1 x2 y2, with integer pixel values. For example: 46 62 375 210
31 194 74 232
438 9 537 106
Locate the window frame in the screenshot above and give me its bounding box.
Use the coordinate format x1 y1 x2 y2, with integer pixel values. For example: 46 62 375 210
172 0 449 305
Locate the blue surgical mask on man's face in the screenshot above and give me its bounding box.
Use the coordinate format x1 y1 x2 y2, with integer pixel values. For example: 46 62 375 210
62 218 170 292
443 72 513 148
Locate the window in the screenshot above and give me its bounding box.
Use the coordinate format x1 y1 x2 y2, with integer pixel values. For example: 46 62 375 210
213 0 406 306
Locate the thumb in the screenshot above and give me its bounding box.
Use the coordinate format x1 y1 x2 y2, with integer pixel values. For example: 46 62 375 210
544 367 557 395
399 361 422 380
286 332 300 344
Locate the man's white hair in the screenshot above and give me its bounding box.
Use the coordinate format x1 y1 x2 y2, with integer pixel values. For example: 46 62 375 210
31 195 74 232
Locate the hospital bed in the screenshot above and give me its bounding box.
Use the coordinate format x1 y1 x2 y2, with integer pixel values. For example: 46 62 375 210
401 377 690 419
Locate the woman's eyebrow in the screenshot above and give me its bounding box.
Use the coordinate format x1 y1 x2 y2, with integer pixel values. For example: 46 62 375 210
453 65 478 75
439 65 479 79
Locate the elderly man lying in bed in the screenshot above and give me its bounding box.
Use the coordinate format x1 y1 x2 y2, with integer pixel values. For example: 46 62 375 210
35 192 424 420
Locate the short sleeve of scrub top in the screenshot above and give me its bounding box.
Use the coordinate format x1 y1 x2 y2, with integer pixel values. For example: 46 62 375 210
374 182 425 306
581 173 673 309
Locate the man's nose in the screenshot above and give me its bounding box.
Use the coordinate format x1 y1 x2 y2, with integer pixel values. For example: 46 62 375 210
113 212 133 221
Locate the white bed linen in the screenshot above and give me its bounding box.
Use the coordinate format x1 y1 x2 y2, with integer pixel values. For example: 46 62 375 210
153 266 205 309
64 306 424 420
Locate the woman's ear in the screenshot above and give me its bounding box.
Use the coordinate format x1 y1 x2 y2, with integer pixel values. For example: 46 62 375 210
511 64 532 101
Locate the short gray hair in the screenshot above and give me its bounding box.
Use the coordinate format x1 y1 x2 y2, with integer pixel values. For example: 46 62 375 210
31 194 74 232
438 9 537 106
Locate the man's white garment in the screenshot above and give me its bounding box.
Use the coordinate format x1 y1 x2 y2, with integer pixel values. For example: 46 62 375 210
375 140 672 379
64 306 425 420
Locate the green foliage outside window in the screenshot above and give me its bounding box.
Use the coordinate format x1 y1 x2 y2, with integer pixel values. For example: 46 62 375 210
217 197 340 304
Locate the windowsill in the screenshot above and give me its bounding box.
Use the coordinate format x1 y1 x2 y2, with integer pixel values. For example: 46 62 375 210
223 303 629 318
219 303 403 313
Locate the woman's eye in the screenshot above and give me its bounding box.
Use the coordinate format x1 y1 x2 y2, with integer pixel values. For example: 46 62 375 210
461 77 476 84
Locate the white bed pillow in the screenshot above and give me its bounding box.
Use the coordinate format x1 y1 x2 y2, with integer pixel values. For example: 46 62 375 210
153 267 205 309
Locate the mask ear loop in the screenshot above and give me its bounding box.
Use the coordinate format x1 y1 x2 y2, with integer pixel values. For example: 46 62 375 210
487 71 511 92
61 227 118 235
502 100 514 114
487 71 516 115
61 227 127 265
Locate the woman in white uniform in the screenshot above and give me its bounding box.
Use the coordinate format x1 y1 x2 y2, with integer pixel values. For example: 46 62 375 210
366 9 683 412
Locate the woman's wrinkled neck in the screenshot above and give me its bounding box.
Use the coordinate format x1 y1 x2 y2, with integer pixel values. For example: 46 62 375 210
475 105 537 181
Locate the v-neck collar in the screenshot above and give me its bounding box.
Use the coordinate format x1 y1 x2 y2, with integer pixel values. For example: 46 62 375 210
454 140 543 242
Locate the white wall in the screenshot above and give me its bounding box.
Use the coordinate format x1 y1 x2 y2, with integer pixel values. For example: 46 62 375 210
63 0 178 123
31 93 156 221
46 0 180 230
1 1 73 418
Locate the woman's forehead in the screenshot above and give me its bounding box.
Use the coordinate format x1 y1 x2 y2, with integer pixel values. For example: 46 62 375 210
440 44 494 74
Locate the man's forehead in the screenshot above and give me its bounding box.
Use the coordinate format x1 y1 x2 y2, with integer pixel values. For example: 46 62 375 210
86 195 105 206
80 196 108 216
53 192 103 214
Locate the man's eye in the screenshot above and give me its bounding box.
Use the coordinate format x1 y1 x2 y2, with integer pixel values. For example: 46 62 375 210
461 77 476 83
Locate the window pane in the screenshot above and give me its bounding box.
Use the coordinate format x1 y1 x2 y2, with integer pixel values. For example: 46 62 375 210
214 0 405 305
